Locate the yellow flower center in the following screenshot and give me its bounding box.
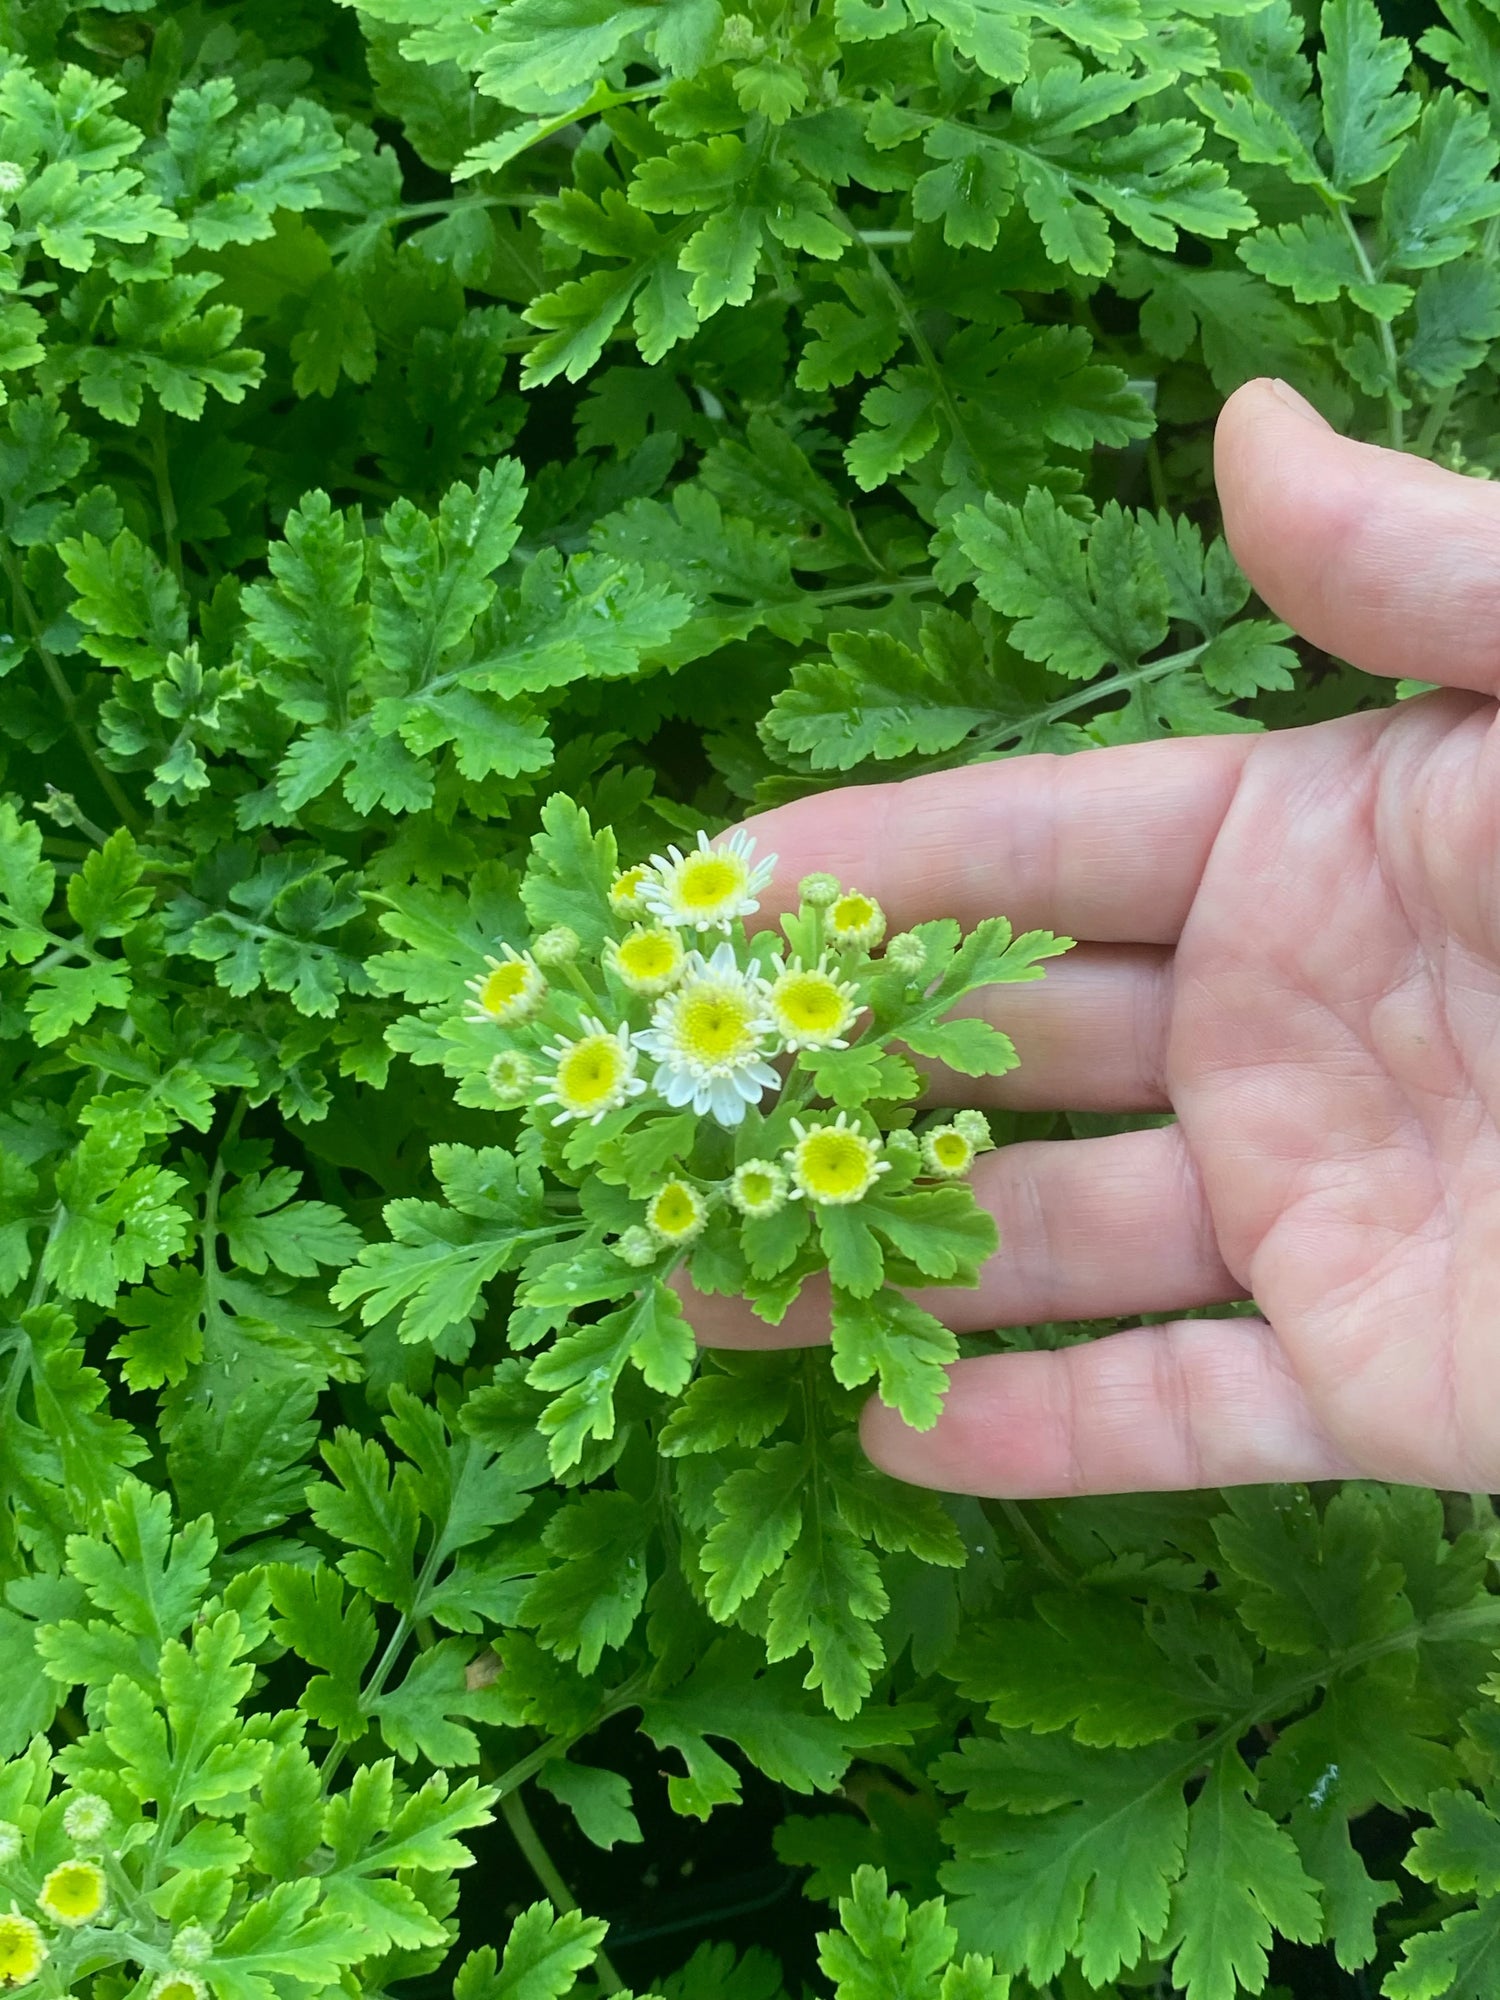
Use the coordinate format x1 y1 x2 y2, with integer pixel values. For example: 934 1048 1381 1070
649 1181 703 1239
0 1917 43 1985
831 894 878 934
479 962 531 1012
610 864 651 910
154 1980 204 2000
738 1170 775 1206
40 1861 106 1924
617 931 681 983
797 1129 879 1201
931 1131 970 1169
773 972 849 1035
678 854 744 910
678 988 758 1063
557 1037 628 1109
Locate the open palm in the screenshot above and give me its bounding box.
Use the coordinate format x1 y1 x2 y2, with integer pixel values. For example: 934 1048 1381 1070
690 377 1500 1497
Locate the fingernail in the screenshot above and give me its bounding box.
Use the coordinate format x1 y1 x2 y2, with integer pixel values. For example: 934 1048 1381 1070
1266 378 1329 427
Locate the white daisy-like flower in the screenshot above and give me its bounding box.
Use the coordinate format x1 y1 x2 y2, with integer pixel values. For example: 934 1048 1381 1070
785 1113 889 1207
645 1178 707 1245
921 1124 975 1178
729 1159 788 1218
605 925 686 997
535 1017 646 1126
465 945 546 1027
764 955 862 1052
827 891 886 950
633 941 781 1127
640 829 775 933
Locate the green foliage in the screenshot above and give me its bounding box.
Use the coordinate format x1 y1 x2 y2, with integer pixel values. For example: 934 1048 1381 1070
1 0 1499 1993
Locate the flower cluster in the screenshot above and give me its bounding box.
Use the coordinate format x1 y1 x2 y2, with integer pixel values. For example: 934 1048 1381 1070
0 1801 117 1990
446 821 1071 1300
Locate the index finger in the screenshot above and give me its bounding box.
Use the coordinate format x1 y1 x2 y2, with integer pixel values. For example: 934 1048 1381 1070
743 736 1257 944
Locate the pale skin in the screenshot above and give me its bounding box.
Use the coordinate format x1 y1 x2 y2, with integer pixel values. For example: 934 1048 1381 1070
686 374 1500 1499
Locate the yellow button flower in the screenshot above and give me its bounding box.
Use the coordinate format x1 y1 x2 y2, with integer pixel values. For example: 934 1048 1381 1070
786 1115 889 1206
465 946 546 1027
729 1159 788 1218
608 864 652 916
765 956 861 1052
0 1913 45 1986
536 1018 645 1126
827 892 886 950
605 925 686 997
921 1125 975 1177
38 1859 107 1927
646 1179 707 1245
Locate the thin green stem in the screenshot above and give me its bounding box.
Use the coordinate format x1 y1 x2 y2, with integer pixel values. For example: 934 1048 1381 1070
809 578 940 608
146 406 182 585
500 1790 626 1994
2 547 143 834
1414 384 1456 459
992 1497 1074 1587
1330 200 1403 449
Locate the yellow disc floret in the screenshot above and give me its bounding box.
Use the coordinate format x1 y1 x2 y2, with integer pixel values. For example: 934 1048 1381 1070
0 1914 45 1986
641 830 775 932
729 1159 787 1218
38 1860 107 1928
466 946 546 1027
827 892 886 950
765 957 861 1052
152 1977 208 2000
786 1114 889 1207
606 926 686 997
535 1018 645 1126
921 1125 976 1178
646 1179 707 1245
609 864 653 917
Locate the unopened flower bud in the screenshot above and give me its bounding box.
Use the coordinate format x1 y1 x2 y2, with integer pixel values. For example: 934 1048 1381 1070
486 1050 531 1108
0 164 24 196
884 931 926 975
170 1926 214 1967
883 1127 920 1164
613 1226 659 1268
954 1108 992 1150
798 872 840 909
0 1825 21 1867
532 925 581 968
61 1795 111 1848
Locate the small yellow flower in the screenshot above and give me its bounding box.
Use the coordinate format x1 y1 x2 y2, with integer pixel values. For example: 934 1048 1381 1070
606 925 686 997
786 1115 888 1207
0 1913 45 1986
465 946 546 1027
646 1179 707 1245
151 1975 208 2000
38 1859 107 1927
765 957 861 1052
609 864 653 917
641 830 775 933
921 1125 975 1178
536 1018 645 1126
828 892 886 950
729 1159 788 1218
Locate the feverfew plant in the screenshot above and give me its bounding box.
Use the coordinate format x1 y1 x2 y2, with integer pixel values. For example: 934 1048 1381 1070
6 0 1500 1993
339 806 1071 1471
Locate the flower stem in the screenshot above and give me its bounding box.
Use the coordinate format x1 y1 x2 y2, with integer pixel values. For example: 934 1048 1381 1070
500 1788 626 1994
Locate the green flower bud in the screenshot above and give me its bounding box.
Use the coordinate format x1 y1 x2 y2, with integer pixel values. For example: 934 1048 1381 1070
613 1226 659 1268
532 925 581 968
486 1050 531 1108
170 1927 214 1968
798 872 841 909
61 1795 111 1848
954 1108 992 1150
884 931 927 975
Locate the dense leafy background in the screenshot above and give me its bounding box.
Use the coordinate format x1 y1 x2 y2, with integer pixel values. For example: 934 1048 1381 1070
6 0 1500 1993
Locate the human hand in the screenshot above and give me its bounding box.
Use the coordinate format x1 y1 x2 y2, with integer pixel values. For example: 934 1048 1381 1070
687 376 1500 1499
